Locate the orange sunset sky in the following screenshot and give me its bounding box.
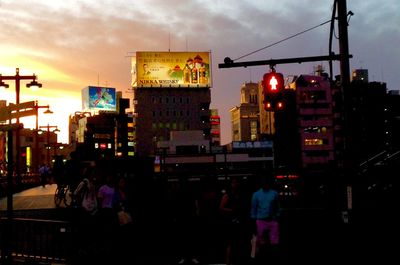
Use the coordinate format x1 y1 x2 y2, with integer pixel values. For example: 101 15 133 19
1 0 399 144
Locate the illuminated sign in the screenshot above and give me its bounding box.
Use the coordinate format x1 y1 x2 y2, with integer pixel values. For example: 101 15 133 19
134 51 212 88
232 141 273 149
82 86 116 111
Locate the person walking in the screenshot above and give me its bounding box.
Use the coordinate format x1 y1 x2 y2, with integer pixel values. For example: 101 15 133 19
250 173 281 264
39 163 50 188
220 176 251 265
172 176 201 265
71 165 99 264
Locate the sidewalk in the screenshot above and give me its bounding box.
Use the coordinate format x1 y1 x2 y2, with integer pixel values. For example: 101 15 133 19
0 184 57 211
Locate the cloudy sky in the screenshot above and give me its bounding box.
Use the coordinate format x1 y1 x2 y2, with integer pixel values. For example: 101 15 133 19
1 0 399 144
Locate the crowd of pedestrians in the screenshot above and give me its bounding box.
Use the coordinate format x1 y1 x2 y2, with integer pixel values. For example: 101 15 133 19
45 151 283 265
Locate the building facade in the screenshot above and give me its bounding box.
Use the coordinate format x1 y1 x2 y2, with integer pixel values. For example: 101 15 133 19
292 74 336 169
230 82 260 141
134 87 211 157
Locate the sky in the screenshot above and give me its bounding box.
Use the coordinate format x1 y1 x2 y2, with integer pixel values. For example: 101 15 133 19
0 0 399 145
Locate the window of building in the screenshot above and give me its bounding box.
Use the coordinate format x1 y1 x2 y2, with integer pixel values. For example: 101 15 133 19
250 121 258 141
304 138 324 145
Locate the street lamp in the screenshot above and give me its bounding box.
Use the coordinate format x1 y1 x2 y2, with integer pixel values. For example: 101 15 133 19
0 68 43 184
34 102 53 172
38 124 59 167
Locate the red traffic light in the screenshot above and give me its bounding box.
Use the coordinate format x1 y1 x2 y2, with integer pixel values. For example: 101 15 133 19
263 72 284 93
276 101 284 109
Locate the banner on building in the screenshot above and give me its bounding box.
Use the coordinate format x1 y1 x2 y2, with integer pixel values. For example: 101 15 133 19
134 51 212 88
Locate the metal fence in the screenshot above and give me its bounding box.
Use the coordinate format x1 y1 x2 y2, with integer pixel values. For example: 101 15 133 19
0 217 73 264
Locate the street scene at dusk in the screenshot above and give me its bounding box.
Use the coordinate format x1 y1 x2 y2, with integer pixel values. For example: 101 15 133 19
1 0 399 264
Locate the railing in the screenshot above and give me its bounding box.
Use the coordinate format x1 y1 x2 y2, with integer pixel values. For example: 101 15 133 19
0 217 73 264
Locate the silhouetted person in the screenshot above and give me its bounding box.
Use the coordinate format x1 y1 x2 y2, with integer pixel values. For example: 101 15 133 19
64 151 82 197
250 173 281 264
172 176 201 264
39 163 50 188
220 176 251 265
52 155 65 187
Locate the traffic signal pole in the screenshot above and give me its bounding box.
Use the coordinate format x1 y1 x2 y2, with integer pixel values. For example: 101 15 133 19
219 0 353 223
218 54 350 69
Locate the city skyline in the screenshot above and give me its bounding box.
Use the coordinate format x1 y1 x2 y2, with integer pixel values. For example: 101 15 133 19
1 0 399 144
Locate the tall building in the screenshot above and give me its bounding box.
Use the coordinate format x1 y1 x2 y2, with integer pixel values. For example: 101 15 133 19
345 79 388 164
132 51 212 157
290 74 335 170
230 82 259 141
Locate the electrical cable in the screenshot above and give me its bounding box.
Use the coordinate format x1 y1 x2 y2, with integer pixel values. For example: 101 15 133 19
233 19 333 62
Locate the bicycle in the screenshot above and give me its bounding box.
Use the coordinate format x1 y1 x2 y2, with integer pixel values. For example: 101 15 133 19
54 183 72 207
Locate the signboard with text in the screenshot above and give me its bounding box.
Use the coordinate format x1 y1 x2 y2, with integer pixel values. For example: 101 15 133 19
134 51 212 88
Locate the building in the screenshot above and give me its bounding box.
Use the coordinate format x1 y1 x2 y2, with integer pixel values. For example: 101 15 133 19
345 79 388 164
132 51 212 157
69 89 133 160
291 74 336 169
230 82 260 141
351 68 369 83
156 130 273 178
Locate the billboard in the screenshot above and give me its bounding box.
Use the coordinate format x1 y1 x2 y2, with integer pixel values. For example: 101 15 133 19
82 86 116 111
134 51 212 88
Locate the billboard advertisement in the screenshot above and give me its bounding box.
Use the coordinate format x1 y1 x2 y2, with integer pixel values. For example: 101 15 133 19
134 51 212 88
82 86 116 111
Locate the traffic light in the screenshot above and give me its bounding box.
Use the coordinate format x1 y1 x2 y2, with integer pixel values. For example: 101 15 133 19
263 72 284 93
262 71 285 111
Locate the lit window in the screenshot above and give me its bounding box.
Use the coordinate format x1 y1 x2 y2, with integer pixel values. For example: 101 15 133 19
304 138 323 145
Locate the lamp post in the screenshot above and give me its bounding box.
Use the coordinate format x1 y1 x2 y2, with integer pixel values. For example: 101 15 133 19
35 102 53 172
0 68 42 184
38 124 60 167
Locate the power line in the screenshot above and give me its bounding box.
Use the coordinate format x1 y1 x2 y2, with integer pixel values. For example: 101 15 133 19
234 19 332 62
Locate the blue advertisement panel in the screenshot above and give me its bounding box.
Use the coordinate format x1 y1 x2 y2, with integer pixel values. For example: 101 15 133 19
82 86 116 111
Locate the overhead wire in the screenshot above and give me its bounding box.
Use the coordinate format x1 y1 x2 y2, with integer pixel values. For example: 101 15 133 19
233 19 333 62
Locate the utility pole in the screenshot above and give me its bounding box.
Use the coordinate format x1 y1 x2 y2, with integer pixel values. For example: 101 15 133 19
337 0 353 222
337 0 351 89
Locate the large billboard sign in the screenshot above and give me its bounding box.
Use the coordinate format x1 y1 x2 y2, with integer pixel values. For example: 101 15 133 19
82 86 116 111
134 51 212 88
